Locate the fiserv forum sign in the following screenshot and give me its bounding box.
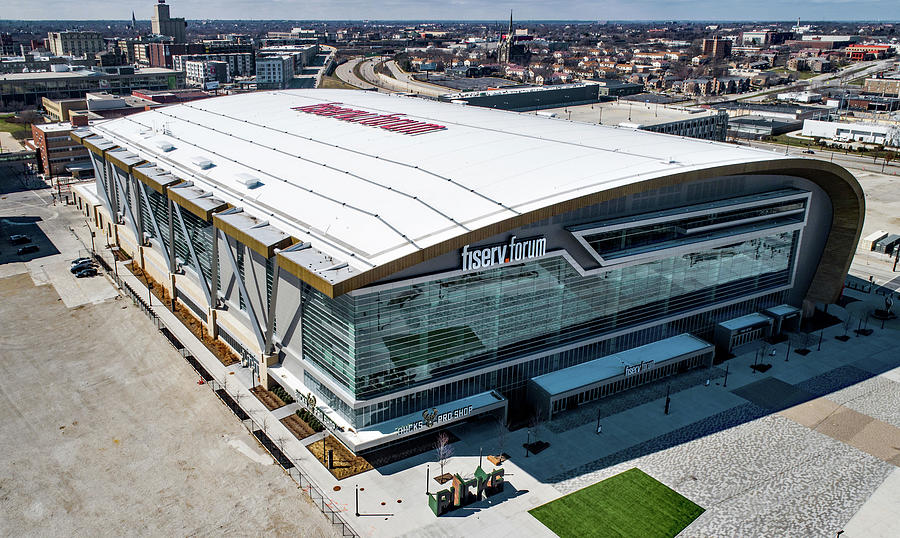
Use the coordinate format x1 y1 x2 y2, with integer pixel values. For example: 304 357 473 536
461 235 546 272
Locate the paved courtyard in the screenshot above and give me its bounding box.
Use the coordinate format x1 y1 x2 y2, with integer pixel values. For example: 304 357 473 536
0 186 335 537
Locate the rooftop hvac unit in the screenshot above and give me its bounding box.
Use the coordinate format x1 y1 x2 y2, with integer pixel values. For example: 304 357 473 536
235 173 262 189
153 140 175 152
190 156 214 169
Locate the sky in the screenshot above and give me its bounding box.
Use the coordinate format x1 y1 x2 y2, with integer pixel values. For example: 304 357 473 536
3 0 900 22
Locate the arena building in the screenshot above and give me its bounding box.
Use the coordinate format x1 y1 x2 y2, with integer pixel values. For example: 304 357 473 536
70 90 863 453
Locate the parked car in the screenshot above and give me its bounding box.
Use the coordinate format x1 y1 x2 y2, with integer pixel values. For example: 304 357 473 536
75 267 98 278
71 257 92 266
17 245 39 255
10 235 31 245
70 260 96 273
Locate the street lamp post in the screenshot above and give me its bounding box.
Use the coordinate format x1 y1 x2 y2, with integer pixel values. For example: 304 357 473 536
664 384 671 415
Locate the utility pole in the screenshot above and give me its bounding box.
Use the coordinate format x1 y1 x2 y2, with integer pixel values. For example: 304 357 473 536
723 363 729 387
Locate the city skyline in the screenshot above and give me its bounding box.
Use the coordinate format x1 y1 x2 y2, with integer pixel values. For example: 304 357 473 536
3 0 900 22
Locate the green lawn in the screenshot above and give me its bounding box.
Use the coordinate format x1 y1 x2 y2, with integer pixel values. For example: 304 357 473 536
0 113 31 140
529 468 704 538
319 75 360 90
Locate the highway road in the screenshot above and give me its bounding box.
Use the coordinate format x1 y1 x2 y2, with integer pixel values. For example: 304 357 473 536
334 57 378 90
692 59 896 105
336 56 451 97
381 60 450 97
739 138 899 175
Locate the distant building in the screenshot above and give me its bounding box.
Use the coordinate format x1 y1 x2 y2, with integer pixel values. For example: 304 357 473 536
42 92 160 122
728 116 800 139
440 81 641 112
741 30 792 46
151 0 186 43
863 76 900 96
47 31 105 57
42 96 87 122
184 59 230 88
498 13 531 67
702 38 732 59
31 117 94 178
845 44 892 61
255 55 294 89
254 44 318 88
0 67 184 108
802 119 900 147
0 33 15 56
130 88 213 104
147 42 204 68
174 53 254 77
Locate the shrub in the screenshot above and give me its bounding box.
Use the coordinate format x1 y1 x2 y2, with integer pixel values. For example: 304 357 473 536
270 385 294 404
297 408 325 432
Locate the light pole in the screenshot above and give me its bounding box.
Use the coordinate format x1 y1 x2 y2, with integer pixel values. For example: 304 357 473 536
109 246 119 281
664 384 671 415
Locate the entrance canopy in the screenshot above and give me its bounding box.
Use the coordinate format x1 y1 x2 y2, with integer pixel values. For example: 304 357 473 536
531 333 713 398
350 390 508 452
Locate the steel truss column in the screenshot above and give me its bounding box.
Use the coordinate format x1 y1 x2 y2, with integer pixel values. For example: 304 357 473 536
137 182 172 272
167 198 176 271
88 153 113 214
172 203 213 310
265 242 310 354
218 230 266 354
127 172 144 243
112 171 140 246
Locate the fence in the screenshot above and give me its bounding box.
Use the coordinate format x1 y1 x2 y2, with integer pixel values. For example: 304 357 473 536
97 258 358 537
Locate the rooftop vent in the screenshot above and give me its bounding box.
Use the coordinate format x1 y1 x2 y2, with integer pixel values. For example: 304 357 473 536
153 140 175 152
235 173 262 189
190 156 214 169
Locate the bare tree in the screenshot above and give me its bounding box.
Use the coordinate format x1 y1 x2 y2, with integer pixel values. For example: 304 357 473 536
494 416 507 461
528 409 545 443
435 431 453 480
842 314 854 338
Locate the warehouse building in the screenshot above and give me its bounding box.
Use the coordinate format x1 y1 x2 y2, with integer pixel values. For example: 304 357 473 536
71 90 863 453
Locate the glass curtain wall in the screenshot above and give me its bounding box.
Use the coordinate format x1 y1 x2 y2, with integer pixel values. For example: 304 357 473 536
300 230 799 403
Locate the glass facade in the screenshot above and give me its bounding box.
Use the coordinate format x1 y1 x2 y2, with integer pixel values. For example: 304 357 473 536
300 227 800 427
308 291 786 429
583 198 806 260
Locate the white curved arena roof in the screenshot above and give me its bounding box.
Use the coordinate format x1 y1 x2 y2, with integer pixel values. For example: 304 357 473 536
88 89 793 279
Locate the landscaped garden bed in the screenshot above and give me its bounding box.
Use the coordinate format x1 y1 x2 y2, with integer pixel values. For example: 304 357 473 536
249 385 286 411
281 413 317 440
127 262 239 366
307 435 373 480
